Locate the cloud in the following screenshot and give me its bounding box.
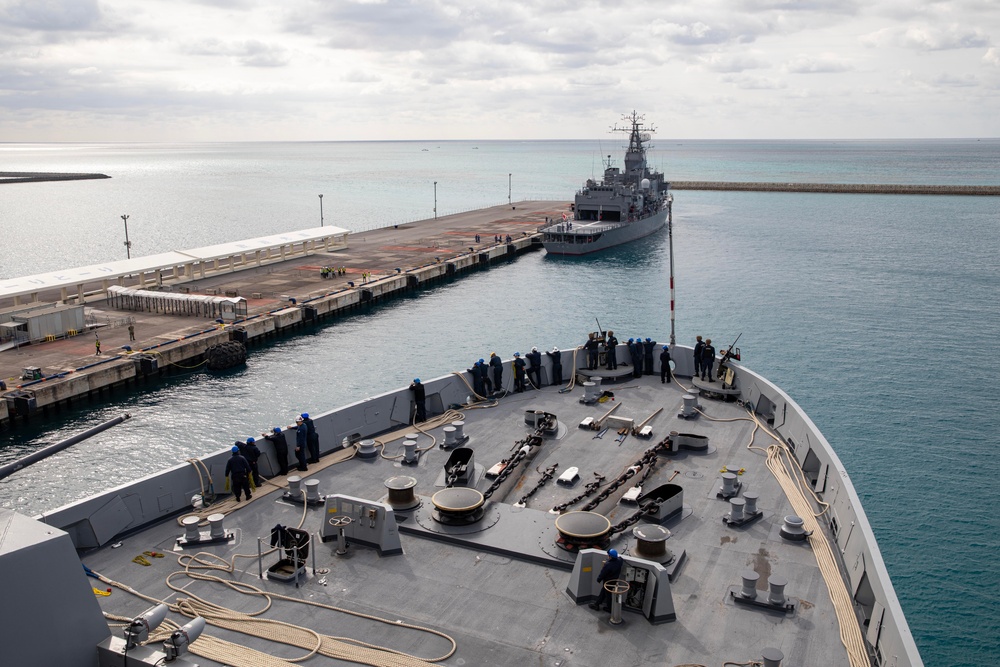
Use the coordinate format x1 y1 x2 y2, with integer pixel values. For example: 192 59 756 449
186 38 290 67
984 47 1000 66
699 53 769 73
929 73 978 87
861 24 991 51
721 74 787 89
785 54 853 73
0 0 103 31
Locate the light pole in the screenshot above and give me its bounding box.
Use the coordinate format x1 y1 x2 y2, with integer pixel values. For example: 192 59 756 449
508 173 511 205
121 214 131 259
318 194 324 227
433 181 437 219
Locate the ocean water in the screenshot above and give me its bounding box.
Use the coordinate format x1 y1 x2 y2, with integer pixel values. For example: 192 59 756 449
1 139 999 666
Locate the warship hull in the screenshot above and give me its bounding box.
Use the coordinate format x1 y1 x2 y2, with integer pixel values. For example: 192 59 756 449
541 208 668 255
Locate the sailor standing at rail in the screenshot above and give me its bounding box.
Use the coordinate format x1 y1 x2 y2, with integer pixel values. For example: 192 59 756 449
693 335 704 379
409 378 427 422
643 337 656 375
302 413 319 463
293 416 309 471
512 352 526 393
526 347 542 388
243 437 262 487
468 361 486 398
585 333 599 370
701 339 716 382
546 347 563 385
264 426 289 476
489 353 503 394
604 331 618 370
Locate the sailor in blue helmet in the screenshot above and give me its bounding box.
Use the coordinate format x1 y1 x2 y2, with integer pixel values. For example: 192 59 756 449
409 378 427 423
512 352 526 393
225 445 253 502
263 426 289 476
489 353 503 395
643 337 656 375
589 548 624 611
293 415 309 471
660 345 672 384
479 359 493 394
632 336 644 378
467 359 486 398
243 436 262 487
301 413 320 463
545 347 563 385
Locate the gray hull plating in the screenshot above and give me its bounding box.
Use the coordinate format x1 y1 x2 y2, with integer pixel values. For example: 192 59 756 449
541 208 668 255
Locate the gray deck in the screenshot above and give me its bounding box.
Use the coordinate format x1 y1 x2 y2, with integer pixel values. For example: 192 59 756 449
82 373 851 666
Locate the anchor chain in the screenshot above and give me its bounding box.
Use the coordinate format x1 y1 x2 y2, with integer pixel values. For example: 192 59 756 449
608 497 665 535
580 448 660 512
515 464 559 507
550 472 607 513
482 446 529 499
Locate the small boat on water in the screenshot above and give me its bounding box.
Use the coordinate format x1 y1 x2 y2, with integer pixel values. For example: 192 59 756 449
541 111 671 255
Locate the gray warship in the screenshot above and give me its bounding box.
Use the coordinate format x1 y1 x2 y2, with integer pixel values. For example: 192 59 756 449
541 112 670 254
3 335 923 666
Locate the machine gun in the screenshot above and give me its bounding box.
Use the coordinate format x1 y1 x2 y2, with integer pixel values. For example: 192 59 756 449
716 333 742 386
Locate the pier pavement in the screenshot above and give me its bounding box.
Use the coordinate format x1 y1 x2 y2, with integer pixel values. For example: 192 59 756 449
0 201 568 425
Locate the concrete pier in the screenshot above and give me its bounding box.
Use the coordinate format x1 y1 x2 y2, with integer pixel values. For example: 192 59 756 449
0 172 111 184
0 201 567 428
670 181 1000 195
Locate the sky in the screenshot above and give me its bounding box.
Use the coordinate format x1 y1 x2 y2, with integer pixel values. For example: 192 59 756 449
1 0 998 141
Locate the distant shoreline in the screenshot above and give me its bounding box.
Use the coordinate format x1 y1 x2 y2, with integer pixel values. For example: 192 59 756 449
0 172 110 184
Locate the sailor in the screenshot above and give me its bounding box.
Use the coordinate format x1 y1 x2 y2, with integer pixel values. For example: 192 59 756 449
693 335 704 379
468 361 486 398
512 352 526 392
409 378 427 422
660 345 672 384
626 337 635 367
243 437 262 486
301 413 320 463
294 416 309 471
526 347 542 388
478 359 492 394
546 347 563 385
643 337 656 375
701 338 716 382
585 333 599 370
630 338 643 378
489 353 503 394
225 445 253 502
604 331 618 370
95 335 101 356
589 549 624 611
263 426 289 476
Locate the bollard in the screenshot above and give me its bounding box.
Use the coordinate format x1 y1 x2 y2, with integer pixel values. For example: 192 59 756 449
208 513 226 540
740 569 759 599
768 575 787 606
728 497 746 523
743 491 759 515
182 516 201 543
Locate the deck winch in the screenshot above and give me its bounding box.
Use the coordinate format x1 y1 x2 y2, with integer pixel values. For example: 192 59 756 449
431 487 487 525
554 511 612 552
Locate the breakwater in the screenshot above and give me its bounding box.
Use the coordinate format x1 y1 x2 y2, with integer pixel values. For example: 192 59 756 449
0 172 111 184
670 181 1000 195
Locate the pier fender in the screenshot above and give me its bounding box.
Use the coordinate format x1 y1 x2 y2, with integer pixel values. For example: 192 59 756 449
206 341 247 370
406 274 419 288
360 288 373 302
446 263 457 276
478 252 491 266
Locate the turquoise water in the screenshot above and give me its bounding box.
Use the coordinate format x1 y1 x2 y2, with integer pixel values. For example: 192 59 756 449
1 139 999 666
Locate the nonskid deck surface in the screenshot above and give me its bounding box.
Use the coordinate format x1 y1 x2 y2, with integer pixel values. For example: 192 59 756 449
84 374 850 667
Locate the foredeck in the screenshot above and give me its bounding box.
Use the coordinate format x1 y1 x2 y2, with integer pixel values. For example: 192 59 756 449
81 368 853 667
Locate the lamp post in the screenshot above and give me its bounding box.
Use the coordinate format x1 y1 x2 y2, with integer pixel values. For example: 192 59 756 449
508 173 511 205
121 214 131 259
318 194 324 227
433 181 437 219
